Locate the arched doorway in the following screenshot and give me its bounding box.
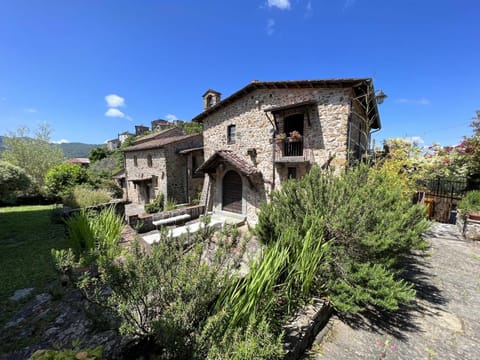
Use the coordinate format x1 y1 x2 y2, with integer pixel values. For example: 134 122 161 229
222 170 243 214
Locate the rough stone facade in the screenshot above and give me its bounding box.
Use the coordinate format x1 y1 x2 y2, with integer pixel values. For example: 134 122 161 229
124 132 203 207
194 79 381 224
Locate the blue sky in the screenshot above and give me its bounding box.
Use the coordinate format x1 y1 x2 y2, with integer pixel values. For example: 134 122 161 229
0 0 478 147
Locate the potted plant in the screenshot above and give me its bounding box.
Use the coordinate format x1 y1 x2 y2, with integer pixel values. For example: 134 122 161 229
458 190 480 221
288 130 302 142
275 132 286 143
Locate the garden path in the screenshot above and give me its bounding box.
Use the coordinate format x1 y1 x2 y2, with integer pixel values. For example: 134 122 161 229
311 223 480 359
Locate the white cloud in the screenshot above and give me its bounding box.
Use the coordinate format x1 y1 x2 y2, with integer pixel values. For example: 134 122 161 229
165 113 178 121
266 18 275 35
105 108 126 118
395 98 431 105
404 136 425 146
105 94 125 108
267 0 290 10
51 139 70 144
24 108 37 113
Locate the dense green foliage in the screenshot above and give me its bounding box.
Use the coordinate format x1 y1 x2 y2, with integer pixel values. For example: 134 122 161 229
1 124 64 192
30 346 103 360
145 193 165 213
88 146 110 163
457 190 480 213
61 206 124 262
0 160 31 204
62 186 112 209
177 121 203 135
45 163 89 198
460 118 480 190
77 235 226 358
251 164 428 314
57 219 283 359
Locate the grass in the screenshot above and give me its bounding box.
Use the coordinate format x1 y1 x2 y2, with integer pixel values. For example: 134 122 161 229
0 205 68 318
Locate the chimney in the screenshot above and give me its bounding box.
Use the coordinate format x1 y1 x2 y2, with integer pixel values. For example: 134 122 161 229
202 89 221 111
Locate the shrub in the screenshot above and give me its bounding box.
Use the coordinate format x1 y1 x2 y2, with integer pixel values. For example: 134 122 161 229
458 190 480 213
63 206 124 261
63 185 111 209
250 164 429 315
145 193 165 214
30 346 103 360
45 163 89 198
201 315 284 360
0 160 31 204
165 198 177 211
77 234 228 359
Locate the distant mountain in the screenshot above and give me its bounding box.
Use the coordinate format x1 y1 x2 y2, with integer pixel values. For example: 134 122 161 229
59 142 103 158
0 136 103 159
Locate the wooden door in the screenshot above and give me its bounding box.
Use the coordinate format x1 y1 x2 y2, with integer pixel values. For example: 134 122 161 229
222 170 242 214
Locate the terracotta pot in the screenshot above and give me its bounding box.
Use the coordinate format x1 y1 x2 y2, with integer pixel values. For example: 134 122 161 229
468 212 480 221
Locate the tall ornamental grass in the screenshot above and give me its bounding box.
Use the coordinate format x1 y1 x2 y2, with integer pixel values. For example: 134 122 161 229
64 205 124 261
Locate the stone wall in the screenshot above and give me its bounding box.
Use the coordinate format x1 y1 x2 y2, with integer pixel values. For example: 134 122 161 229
201 87 363 223
456 210 480 240
128 205 205 233
125 148 166 204
164 135 203 204
125 135 203 206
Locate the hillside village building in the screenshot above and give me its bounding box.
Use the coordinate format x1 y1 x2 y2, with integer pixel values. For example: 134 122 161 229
193 78 382 224
123 127 203 206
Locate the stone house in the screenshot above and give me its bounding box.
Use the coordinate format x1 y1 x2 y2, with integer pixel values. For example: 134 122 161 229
123 127 204 206
193 78 382 224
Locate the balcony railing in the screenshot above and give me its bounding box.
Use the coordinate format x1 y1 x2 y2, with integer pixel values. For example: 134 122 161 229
283 139 303 156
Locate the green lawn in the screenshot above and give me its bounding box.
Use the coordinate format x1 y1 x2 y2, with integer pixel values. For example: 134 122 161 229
0 205 67 304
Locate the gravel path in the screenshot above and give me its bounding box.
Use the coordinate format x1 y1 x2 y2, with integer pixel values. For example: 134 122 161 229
311 223 480 360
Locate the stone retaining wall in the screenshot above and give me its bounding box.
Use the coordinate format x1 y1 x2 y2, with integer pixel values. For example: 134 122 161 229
128 205 205 233
63 199 126 218
456 210 480 240
283 299 333 360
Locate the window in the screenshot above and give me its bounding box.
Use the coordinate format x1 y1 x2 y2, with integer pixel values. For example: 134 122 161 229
287 167 297 180
227 124 236 144
133 155 138 167
147 154 153 167
207 95 214 108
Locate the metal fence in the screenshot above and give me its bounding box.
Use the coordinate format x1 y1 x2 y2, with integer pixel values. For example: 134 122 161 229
417 178 467 197
416 178 467 223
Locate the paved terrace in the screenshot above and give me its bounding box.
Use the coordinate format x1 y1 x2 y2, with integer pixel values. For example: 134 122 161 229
312 223 480 359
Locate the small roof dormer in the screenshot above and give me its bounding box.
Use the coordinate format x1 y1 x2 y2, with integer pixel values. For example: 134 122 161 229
202 89 221 111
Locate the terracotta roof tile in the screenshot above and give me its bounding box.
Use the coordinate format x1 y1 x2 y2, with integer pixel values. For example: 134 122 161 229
192 78 381 129
196 150 259 177
123 134 202 152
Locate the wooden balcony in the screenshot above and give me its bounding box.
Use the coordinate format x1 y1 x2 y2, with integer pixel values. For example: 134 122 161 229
275 140 310 163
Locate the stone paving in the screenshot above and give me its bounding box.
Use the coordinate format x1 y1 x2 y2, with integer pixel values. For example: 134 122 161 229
311 223 480 360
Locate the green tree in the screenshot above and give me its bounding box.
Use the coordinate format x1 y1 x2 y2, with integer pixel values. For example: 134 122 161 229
458 116 480 189
45 162 89 198
0 160 31 203
178 121 203 135
88 146 111 163
1 123 64 192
